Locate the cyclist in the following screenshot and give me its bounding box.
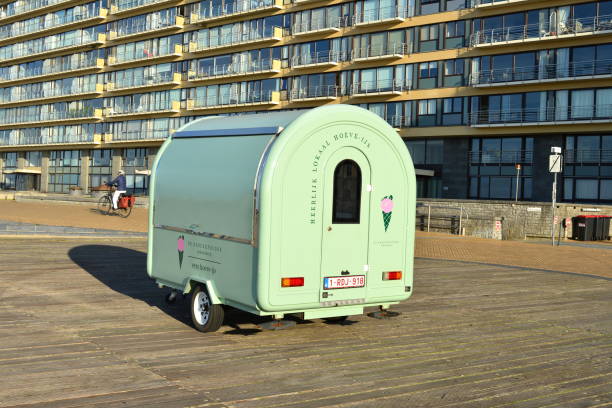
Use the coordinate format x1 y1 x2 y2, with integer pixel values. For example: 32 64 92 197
107 170 127 210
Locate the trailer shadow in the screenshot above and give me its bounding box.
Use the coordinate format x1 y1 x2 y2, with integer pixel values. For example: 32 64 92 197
68 244 314 335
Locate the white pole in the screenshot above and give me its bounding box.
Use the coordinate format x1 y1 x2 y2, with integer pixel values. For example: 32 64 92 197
551 172 557 246
427 204 431 232
515 165 521 202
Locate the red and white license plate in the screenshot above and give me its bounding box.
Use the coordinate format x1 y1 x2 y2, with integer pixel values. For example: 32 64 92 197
324 275 366 290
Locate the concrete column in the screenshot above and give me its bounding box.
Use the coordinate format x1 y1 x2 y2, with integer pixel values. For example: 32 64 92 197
146 147 157 169
80 149 90 193
17 152 26 169
532 135 563 202
111 148 123 176
441 137 470 199
40 151 50 193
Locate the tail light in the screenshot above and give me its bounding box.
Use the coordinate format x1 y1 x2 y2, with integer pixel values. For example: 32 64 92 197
281 277 304 287
382 271 402 281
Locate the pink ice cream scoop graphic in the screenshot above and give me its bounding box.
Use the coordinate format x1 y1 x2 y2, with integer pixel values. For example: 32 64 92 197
381 195 394 232
177 235 185 268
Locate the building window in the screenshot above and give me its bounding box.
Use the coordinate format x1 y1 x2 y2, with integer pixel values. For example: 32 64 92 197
332 160 361 224
564 135 612 203
405 139 443 198
123 148 149 195
89 149 112 190
419 62 438 78
419 24 439 51
469 137 533 200
25 152 41 167
48 150 81 193
417 99 437 126
1 152 17 190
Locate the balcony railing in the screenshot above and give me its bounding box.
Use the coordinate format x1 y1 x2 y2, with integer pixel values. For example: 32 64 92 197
109 43 182 66
471 59 612 86
291 50 344 68
471 14 612 47
1 33 105 63
0 56 104 84
471 0 532 8
0 108 103 126
0 83 103 105
187 90 280 109
0 132 97 146
108 72 180 91
0 8 108 41
191 0 282 24
352 42 408 61
470 104 612 126
111 0 174 14
105 100 180 117
188 59 280 81
110 129 172 142
289 85 339 101
292 17 347 36
350 80 406 96
353 5 407 25
0 0 74 21
192 26 282 52
109 15 183 40
469 150 534 164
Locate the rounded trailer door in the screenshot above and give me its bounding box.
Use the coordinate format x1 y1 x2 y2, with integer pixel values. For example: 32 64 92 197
320 147 371 303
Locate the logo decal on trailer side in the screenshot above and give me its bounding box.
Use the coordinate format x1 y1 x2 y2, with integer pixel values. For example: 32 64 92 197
381 195 394 231
177 235 185 268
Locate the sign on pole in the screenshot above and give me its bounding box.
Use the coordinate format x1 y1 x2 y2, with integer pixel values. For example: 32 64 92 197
549 154 562 173
549 148 562 246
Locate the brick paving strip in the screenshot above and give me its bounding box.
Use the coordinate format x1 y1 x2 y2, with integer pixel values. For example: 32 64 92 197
0 238 610 407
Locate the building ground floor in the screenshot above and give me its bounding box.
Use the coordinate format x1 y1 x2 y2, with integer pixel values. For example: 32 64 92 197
0 133 610 204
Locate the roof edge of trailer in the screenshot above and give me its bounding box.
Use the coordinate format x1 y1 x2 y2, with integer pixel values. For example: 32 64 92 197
173 126 283 138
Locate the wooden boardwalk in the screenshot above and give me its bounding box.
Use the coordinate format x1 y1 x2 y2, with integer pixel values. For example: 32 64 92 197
0 238 610 408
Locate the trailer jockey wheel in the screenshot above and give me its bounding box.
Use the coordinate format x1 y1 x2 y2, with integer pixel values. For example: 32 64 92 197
367 310 401 319
190 285 224 333
258 320 297 330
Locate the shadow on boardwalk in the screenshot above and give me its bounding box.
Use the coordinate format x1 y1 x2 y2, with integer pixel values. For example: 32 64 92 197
68 244 282 334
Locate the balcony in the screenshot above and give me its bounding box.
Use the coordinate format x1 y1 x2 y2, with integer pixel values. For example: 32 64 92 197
291 50 344 69
352 43 408 62
289 85 339 101
0 8 108 45
0 57 104 86
470 105 612 127
471 0 541 9
108 15 184 41
0 108 103 129
110 0 180 16
108 43 182 68
186 90 280 111
470 15 612 48
106 129 173 142
353 6 407 26
0 0 76 24
350 80 406 97
188 59 281 82
190 0 282 25
106 72 181 93
0 133 100 147
105 100 181 120
0 33 106 66
190 26 282 53
0 83 104 107
468 150 534 164
471 59 612 87
292 17 345 37
565 149 612 164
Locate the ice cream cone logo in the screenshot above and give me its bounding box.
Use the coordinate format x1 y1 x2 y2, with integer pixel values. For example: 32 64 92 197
177 235 185 268
381 195 394 232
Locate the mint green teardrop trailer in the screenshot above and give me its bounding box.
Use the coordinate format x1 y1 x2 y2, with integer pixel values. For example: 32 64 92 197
147 105 416 332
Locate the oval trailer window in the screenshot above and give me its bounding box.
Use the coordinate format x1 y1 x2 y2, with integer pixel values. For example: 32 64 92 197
332 159 362 224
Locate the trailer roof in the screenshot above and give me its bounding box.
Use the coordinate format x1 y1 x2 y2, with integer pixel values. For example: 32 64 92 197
173 110 308 138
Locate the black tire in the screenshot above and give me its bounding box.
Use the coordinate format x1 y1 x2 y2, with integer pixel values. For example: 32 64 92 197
190 285 224 333
118 204 132 218
97 195 112 215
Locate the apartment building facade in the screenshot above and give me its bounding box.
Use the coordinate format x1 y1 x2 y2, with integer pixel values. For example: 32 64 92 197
0 0 610 203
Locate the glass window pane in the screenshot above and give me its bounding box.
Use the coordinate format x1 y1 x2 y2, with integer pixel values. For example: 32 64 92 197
332 160 362 224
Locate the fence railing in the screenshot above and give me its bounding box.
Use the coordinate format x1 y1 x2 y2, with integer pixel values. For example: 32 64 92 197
352 42 408 60
0 55 101 83
470 14 612 46
0 0 73 19
416 203 469 235
471 59 612 85
350 80 406 95
469 150 534 164
113 0 168 12
565 149 612 164
353 5 407 24
189 59 276 80
292 17 347 34
291 50 345 67
189 90 278 108
0 7 104 39
112 130 170 141
0 133 95 146
193 0 279 22
0 82 101 103
289 85 339 100
112 15 181 38
1 32 104 61
195 25 281 51
470 104 612 126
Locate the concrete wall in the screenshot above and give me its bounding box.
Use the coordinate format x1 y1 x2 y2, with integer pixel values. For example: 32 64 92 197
417 198 612 241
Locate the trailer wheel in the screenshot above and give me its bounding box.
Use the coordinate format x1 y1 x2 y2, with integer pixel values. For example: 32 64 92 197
190 285 224 333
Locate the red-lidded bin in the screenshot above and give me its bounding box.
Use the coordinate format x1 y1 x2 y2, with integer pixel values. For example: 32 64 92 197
595 215 611 240
572 215 597 241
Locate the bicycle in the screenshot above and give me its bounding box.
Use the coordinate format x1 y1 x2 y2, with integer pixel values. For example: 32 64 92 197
97 185 135 218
